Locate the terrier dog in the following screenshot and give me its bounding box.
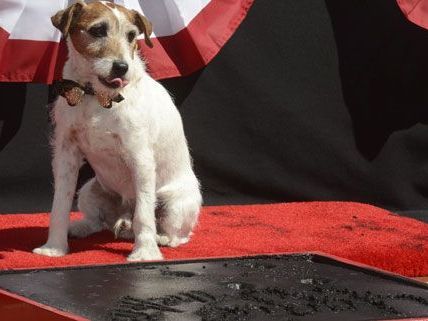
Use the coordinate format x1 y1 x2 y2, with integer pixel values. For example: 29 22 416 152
33 0 202 261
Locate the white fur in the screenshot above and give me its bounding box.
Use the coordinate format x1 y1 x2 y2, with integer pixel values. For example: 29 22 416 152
101 1 121 20
33 5 202 261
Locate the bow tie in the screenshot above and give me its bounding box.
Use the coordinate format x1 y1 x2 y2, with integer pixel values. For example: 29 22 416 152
53 79 124 109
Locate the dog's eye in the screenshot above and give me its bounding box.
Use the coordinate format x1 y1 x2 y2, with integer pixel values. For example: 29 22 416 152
127 31 136 42
88 23 108 38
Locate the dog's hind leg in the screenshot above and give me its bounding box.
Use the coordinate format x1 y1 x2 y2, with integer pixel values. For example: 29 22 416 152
69 178 118 238
156 178 202 247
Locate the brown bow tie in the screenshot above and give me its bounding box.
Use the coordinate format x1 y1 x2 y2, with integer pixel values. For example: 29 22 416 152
53 79 124 109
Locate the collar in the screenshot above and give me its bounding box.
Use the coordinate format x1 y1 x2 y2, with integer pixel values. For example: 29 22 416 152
53 79 124 109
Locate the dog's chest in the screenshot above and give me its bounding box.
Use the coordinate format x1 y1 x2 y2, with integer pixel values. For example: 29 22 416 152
71 109 127 159
68 111 137 196
71 114 123 156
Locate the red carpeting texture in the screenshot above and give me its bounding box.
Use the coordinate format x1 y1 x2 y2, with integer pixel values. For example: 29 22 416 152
0 202 427 276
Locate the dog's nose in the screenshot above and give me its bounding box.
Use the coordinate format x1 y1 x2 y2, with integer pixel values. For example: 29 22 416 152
111 61 129 77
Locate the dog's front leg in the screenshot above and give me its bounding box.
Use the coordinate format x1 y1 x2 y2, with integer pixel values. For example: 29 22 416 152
127 152 163 261
33 138 81 257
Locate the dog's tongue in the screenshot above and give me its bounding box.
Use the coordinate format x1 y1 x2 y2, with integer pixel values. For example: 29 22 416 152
107 77 128 88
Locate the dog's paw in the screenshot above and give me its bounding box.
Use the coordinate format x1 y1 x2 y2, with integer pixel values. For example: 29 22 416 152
113 217 133 239
156 234 189 248
69 220 101 238
33 244 68 257
127 245 164 262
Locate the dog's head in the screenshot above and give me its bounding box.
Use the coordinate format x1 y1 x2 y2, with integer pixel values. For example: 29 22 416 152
52 0 152 90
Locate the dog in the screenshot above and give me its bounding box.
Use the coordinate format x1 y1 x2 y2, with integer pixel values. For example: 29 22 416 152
33 0 202 261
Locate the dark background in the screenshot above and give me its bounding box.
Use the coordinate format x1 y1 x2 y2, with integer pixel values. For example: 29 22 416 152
2 0 428 222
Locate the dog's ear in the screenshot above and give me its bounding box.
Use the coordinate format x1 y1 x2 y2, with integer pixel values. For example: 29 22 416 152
132 10 153 48
51 0 86 38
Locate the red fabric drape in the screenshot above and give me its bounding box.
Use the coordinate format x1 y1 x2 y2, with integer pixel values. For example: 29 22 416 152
397 0 428 29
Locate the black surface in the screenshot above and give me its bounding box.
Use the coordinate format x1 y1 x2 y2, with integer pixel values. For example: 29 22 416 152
0 254 427 321
2 0 428 221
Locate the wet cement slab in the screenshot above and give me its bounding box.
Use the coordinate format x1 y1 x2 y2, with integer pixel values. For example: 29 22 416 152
0 254 427 321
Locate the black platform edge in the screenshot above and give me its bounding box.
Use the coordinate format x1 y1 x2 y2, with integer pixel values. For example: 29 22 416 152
1 252 427 290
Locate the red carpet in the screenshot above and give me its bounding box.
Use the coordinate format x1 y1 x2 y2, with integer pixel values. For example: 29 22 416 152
0 202 427 277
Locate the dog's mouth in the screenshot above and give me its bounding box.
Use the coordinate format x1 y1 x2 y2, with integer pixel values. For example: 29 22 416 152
98 76 129 89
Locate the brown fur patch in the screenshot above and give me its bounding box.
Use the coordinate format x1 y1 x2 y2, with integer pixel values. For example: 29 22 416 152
63 2 151 59
105 2 116 9
115 5 133 22
69 2 117 58
51 2 84 38
113 5 153 47
114 5 144 51
68 128 79 144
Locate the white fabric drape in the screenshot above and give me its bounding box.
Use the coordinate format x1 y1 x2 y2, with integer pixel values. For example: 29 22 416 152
0 0 211 40
0 0 254 82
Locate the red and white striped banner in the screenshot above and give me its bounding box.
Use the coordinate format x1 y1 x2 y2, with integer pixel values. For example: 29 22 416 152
0 0 253 83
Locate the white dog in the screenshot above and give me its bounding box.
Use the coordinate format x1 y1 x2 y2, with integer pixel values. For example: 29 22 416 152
33 0 202 261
